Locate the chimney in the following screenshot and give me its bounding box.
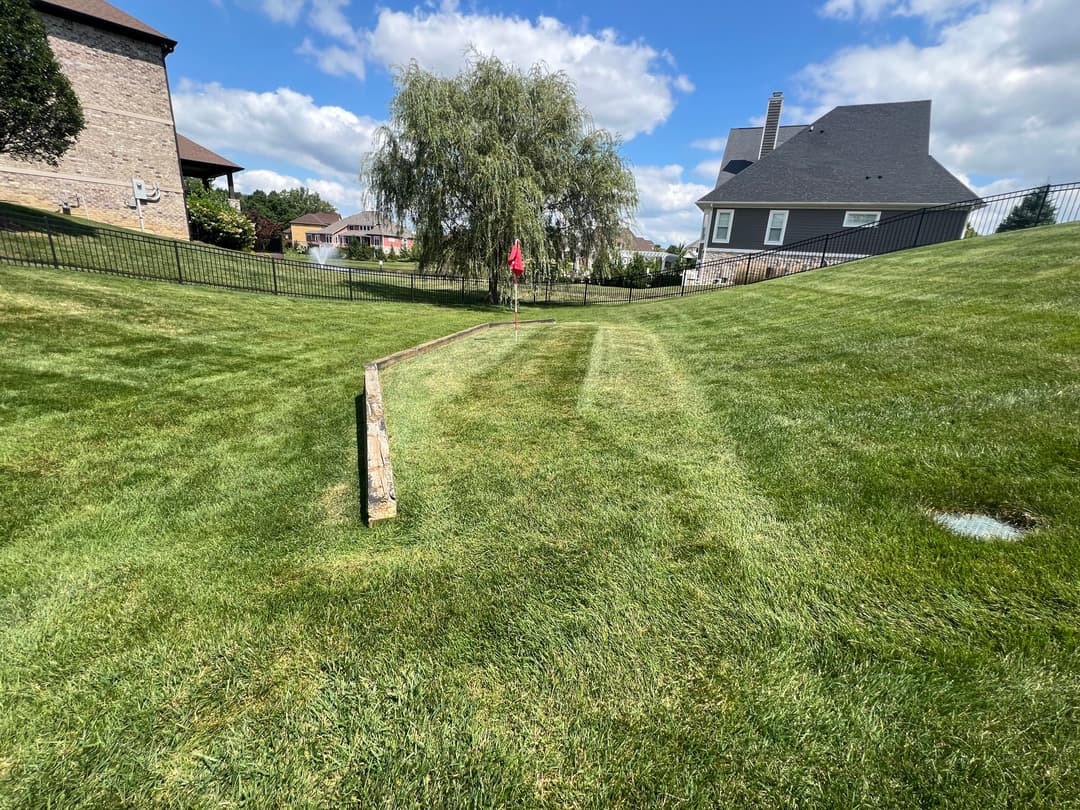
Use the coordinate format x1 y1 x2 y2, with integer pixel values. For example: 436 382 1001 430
758 91 784 159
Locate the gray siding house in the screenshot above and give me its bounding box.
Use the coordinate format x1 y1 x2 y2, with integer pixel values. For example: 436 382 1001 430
696 94 976 260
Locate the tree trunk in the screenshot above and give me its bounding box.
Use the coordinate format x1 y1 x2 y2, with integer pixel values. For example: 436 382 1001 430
488 270 499 304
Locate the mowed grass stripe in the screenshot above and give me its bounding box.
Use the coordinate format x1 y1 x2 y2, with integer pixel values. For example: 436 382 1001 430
367 321 862 804
1 222 1079 806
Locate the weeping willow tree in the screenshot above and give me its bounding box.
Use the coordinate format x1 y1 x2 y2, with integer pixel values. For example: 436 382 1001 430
364 55 637 302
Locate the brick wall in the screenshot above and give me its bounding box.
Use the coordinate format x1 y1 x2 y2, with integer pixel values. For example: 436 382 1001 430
0 13 189 240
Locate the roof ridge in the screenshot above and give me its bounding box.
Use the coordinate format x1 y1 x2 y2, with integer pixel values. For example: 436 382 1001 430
34 0 175 48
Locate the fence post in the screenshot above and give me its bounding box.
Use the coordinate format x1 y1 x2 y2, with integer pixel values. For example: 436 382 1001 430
410 273 415 302
583 278 589 305
819 234 829 268
912 209 926 247
348 266 354 300
173 242 183 283
744 255 752 284
1035 187 1049 225
44 216 59 267
461 275 466 303
271 257 279 295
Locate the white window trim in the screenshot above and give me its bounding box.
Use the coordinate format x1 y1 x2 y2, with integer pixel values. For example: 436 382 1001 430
843 210 881 228
764 210 789 246
712 209 734 244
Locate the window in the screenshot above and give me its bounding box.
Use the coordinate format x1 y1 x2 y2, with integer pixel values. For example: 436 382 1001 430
764 210 788 245
843 211 881 228
712 209 734 244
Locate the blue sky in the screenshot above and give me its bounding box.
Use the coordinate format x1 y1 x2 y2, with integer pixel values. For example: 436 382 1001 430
132 0 1078 244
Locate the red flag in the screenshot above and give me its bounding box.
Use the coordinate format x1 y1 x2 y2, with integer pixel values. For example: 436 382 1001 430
508 241 524 277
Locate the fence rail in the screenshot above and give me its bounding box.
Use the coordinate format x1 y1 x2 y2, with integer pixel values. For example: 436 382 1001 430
1 182 1077 307
682 182 1080 290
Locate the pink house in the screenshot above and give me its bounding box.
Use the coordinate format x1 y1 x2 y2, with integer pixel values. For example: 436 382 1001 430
306 211 414 251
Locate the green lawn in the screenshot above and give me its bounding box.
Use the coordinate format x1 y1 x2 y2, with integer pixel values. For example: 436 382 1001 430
0 201 688 307
2 223 1079 806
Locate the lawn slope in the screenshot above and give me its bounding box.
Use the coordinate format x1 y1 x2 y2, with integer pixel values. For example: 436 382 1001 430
2 223 1079 807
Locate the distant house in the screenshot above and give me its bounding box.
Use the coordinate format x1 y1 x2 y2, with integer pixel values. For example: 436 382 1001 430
0 0 244 239
307 212 414 252
288 212 341 247
695 93 976 263
614 229 656 262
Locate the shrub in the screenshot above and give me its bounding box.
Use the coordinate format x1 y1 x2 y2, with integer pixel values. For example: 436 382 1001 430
997 185 1057 233
186 196 255 250
345 241 373 261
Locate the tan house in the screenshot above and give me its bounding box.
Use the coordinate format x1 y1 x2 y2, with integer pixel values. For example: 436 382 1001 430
288 212 341 247
0 0 242 240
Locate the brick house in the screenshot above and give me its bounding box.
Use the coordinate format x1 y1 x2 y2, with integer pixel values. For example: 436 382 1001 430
0 0 239 240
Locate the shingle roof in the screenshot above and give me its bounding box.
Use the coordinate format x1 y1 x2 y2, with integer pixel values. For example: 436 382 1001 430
291 212 341 227
713 125 807 187
176 134 244 172
317 212 414 239
34 0 176 50
698 100 976 207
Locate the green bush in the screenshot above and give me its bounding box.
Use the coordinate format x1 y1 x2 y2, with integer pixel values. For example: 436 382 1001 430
624 253 649 287
186 197 255 250
345 240 373 261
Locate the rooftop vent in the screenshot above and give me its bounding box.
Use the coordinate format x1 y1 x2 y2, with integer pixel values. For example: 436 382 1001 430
759 91 784 159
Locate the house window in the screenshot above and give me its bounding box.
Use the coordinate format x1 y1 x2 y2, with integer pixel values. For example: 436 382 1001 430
843 211 881 228
712 209 734 244
764 210 788 245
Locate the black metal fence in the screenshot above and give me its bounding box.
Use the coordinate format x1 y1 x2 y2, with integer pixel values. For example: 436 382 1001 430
1 182 1077 307
682 182 1080 291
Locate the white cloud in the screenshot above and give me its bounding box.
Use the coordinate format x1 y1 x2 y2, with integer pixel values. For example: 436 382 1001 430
690 136 727 152
674 75 695 93
297 38 365 81
631 165 711 245
820 0 981 20
260 0 303 24
249 2 689 140
172 80 382 181
225 169 368 213
797 0 1080 187
364 10 687 139
693 159 725 179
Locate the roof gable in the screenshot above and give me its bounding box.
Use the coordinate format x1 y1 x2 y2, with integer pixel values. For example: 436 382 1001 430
34 0 176 50
699 100 976 207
